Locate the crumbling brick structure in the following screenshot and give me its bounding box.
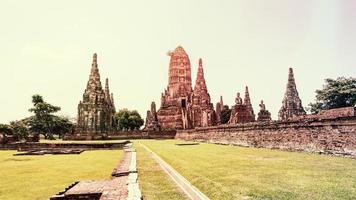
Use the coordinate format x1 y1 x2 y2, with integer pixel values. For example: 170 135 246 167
76 53 116 134
229 87 256 124
145 46 216 130
279 68 306 120
144 102 160 132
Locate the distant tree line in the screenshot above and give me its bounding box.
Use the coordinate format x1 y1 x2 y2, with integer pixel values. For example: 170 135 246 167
0 94 74 141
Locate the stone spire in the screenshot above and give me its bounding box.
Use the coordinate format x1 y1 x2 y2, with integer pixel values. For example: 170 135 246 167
77 53 116 134
278 68 306 120
83 53 104 104
87 53 102 90
193 58 207 92
220 96 224 107
104 78 111 105
191 58 215 127
244 86 255 117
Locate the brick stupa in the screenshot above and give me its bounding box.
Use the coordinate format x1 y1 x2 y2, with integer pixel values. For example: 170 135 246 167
76 53 116 134
229 86 256 124
278 68 306 120
190 58 215 127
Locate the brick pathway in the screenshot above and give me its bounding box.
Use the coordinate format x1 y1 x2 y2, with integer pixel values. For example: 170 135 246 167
50 143 141 200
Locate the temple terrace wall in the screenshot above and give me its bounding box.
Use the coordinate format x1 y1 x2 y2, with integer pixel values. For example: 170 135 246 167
176 107 356 158
63 130 176 141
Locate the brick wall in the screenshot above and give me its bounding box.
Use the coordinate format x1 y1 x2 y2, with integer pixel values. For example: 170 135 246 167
63 130 176 140
176 109 356 157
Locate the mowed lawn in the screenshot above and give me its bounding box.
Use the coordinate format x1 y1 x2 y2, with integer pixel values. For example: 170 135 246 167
135 143 187 200
39 139 128 144
0 150 123 200
139 140 356 200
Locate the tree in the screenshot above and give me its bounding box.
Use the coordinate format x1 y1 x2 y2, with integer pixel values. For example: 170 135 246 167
51 116 74 139
0 124 13 135
28 94 61 139
10 120 29 141
221 105 232 124
114 109 144 131
309 77 356 114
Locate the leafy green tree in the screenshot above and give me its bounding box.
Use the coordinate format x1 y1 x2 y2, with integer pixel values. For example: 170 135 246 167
221 105 232 124
10 120 29 141
51 116 74 139
0 124 13 135
114 109 144 131
28 94 61 139
309 77 356 114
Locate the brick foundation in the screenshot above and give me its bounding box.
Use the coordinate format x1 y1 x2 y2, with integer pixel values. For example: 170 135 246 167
63 131 176 141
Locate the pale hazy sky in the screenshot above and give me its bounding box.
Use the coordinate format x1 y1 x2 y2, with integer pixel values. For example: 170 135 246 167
1 0 356 124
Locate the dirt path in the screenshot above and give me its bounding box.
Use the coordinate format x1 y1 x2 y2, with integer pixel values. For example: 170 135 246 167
139 142 210 200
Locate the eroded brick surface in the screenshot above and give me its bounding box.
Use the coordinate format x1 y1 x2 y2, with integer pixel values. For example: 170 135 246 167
145 46 215 131
76 53 116 135
51 144 141 200
176 114 356 158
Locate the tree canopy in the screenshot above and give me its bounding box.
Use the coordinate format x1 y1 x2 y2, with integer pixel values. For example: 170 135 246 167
0 124 13 135
28 94 73 139
309 77 356 114
10 120 29 140
114 109 144 131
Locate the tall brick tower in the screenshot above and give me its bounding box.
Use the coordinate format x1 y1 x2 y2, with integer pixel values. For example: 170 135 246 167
191 58 215 127
278 68 306 120
77 53 116 134
157 46 193 130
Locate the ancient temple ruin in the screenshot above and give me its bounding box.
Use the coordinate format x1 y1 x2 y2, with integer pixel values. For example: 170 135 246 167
278 68 306 120
229 86 256 124
76 53 116 134
145 46 216 130
143 48 310 130
190 59 215 127
144 102 160 132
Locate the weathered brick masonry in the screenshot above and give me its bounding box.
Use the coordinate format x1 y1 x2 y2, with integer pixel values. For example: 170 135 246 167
176 107 356 157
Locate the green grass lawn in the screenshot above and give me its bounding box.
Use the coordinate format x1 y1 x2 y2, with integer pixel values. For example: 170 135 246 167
0 150 122 200
40 139 128 144
134 143 187 200
139 140 356 200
